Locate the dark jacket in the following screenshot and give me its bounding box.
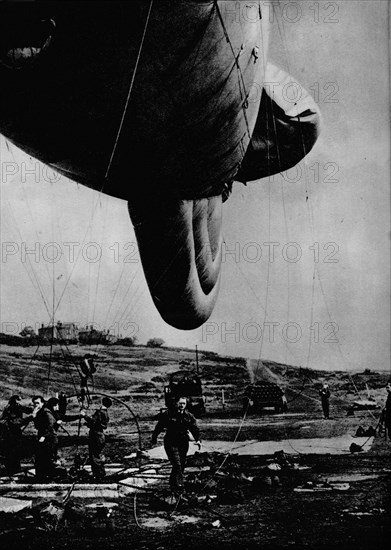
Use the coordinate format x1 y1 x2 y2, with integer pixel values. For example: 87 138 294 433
85 408 109 435
33 408 57 440
385 393 391 428
319 387 331 401
51 410 81 432
152 409 200 444
1 404 32 436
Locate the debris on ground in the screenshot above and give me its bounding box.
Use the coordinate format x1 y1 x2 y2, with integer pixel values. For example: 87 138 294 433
0 497 32 514
349 442 364 453
294 481 350 493
355 426 377 437
342 508 386 517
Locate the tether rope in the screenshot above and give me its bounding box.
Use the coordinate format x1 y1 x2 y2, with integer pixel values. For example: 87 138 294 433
51 1 153 320
271 1 380 431
104 0 154 182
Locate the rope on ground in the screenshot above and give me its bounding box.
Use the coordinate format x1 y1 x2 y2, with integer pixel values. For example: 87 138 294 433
133 492 143 528
201 400 250 492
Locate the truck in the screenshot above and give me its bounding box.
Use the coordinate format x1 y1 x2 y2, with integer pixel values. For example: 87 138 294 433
164 371 206 417
242 381 288 414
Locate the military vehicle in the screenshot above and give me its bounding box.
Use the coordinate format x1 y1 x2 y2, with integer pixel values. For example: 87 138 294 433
243 381 287 414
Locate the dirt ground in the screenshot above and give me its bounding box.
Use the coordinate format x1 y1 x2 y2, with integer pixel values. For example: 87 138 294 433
0 344 390 549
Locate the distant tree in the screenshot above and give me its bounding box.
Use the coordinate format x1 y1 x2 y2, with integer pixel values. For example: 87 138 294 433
20 326 36 338
147 337 165 348
118 336 138 347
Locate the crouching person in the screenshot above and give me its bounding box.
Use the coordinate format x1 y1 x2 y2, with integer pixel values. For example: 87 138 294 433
83 397 112 480
151 396 201 496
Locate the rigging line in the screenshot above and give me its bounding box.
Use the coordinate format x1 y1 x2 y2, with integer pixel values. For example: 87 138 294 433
115 284 143 335
47 183 56 394
52 185 75 322
19 181 53 289
109 263 142 333
1 203 37 295
255 100 272 377
85 220 93 329
85 196 108 339
274 1 293 76
46 182 57 395
94 257 135 353
114 281 146 338
214 0 252 141
181 4 215 97
281 179 291 366
52 191 104 319
52 330 83 385
314 264 377 422
93 263 141 361
46 323 55 397
58 341 79 395
295 112 315 233
133 493 143 529
252 13 273 379
91 195 110 333
51 183 56 324
274 1 315 234
202 401 250 492
27 342 41 367
89 391 142 451
271 1 319 377
53 327 80 367
224 237 265 315
304 265 317 370
265 71 293 366
50 0 153 319
258 9 293 369
104 0 154 183
4 200 52 318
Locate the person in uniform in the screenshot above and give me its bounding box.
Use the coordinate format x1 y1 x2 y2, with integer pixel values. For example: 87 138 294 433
31 395 58 482
319 382 331 419
82 397 112 480
151 396 201 495
46 397 82 428
0 395 32 475
382 382 391 440
45 396 83 440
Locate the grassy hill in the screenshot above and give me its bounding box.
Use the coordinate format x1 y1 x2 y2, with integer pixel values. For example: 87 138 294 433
0 344 389 420
0 342 389 471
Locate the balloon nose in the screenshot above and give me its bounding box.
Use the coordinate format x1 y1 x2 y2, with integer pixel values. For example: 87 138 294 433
128 194 222 330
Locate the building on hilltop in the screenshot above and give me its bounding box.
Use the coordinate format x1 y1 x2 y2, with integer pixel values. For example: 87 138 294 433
38 321 79 342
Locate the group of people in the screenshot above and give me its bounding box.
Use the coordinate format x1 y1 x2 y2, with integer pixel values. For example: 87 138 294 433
2 384 390 495
0 394 112 481
319 381 391 438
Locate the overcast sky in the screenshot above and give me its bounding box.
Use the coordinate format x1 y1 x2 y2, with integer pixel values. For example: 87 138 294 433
1 1 389 371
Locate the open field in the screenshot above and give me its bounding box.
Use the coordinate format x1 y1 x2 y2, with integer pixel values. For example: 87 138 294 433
0 344 390 549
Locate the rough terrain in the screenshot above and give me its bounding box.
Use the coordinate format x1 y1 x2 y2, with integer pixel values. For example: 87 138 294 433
0 344 390 549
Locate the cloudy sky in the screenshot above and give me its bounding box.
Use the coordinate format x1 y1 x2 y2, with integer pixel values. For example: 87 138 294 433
1 1 389 371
